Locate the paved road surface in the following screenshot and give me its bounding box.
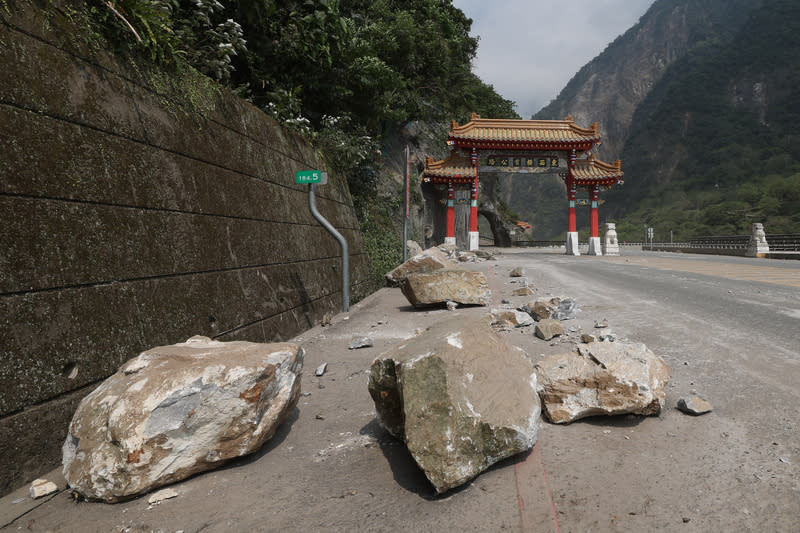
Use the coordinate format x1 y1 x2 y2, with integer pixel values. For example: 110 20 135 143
2 249 798 532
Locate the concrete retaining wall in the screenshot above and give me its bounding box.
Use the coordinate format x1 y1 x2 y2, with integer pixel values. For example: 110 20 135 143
0 2 371 494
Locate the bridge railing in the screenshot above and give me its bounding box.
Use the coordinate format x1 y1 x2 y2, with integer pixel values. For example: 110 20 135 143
644 232 800 258
764 234 800 252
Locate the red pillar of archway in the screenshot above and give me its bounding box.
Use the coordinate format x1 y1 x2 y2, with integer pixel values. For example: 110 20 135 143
445 180 456 246
566 151 580 255
588 185 602 255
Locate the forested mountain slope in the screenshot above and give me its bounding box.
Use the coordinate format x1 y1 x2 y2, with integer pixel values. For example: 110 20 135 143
515 0 800 240
609 0 800 239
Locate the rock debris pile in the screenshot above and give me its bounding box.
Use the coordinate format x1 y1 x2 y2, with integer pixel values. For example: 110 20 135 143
59 248 678 502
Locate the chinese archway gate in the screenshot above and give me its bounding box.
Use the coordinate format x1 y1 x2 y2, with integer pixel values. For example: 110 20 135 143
421 114 624 255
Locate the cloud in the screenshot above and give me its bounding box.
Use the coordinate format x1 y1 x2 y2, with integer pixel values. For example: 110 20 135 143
452 0 654 118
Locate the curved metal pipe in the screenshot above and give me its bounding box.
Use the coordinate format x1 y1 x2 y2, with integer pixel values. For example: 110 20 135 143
308 183 349 312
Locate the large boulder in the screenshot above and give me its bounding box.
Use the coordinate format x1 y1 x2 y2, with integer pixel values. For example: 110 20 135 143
385 246 451 283
398 270 491 307
63 336 303 502
368 314 541 493
535 342 669 424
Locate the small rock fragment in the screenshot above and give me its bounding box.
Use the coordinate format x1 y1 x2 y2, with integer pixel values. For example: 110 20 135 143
676 397 713 415
446 300 458 311
594 320 609 328
348 337 374 350
580 333 597 343
512 287 535 296
552 298 577 320
535 319 565 341
521 297 560 321
509 266 525 277
599 333 617 342
148 488 179 504
29 479 58 499
491 309 534 328
315 362 328 376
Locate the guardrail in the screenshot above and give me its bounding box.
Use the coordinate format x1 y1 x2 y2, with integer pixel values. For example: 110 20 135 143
644 233 800 259
765 234 800 252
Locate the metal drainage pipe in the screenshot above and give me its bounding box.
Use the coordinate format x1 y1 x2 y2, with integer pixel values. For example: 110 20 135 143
308 183 349 312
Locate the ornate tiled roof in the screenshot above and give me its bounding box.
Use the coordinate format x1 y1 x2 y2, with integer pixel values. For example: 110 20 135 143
571 154 624 186
449 113 600 148
421 152 476 183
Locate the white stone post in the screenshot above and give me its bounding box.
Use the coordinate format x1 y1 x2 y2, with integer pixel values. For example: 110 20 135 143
602 222 620 256
746 223 770 257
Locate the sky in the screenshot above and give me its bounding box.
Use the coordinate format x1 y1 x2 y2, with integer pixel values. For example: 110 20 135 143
451 0 655 118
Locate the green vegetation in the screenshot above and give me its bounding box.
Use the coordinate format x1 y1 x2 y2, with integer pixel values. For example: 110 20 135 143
74 0 516 283
606 0 800 241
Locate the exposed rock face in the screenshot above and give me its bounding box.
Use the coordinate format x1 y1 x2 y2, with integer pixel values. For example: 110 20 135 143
62 336 303 502
385 246 451 283
535 342 669 424
368 314 541 493
399 270 491 307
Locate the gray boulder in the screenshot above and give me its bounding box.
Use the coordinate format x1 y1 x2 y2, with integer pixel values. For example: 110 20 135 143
399 270 491 307
368 314 541 493
63 336 303 502
385 246 451 283
535 342 670 424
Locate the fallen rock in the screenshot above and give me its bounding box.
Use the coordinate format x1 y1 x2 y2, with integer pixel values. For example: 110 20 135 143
315 362 328 376
385 246 451 283
456 251 478 262
580 333 597 343
147 487 179 504
594 319 609 329
348 336 374 350
599 332 618 342
474 250 495 260
63 336 304 502
509 266 525 277
677 397 713 415
399 270 491 307
512 286 535 296
522 297 560 321
29 479 58 499
535 342 670 424
406 240 423 258
535 319 565 340
368 314 541 493
551 298 577 320
491 309 534 328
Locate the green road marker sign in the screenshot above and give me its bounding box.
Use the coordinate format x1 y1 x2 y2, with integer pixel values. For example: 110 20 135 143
296 170 328 185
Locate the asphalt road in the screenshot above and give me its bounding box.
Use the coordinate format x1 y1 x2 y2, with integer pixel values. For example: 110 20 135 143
2 248 798 532
499 248 800 531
